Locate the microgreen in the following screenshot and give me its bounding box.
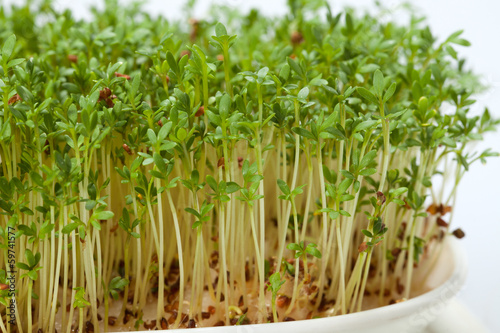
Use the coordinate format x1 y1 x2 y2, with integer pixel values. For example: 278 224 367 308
267 272 286 323
0 0 498 331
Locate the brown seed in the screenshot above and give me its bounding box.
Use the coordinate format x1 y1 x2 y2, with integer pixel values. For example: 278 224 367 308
358 242 368 253
238 157 244 168
167 292 178 303
214 321 225 326
195 106 205 117
427 203 438 215
123 312 131 325
452 228 465 239
122 143 133 155
97 314 102 321
375 288 391 297
105 98 114 108
0 283 7 290
85 321 94 333
276 295 290 308
108 316 117 326
396 278 404 294
201 312 210 319
110 223 119 233
404 199 411 210
230 318 238 325
284 317 295 321
376 191 386 205
99 87 112 100
181 313 190 324
208 305 216 314
115 72 131 80
391 247 401 258
168 311 177 325
217 54 224 61
217 156 225 168
441 205 452 215
8 94 21 105
291 31 304 45
143 320 156 329
436 217 449 228
160 317 168 329
68 54 78 63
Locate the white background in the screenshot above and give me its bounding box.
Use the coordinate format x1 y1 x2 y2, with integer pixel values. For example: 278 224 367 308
4 0 500 331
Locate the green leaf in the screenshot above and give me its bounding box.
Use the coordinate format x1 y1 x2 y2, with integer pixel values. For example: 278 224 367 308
153 153 167 174
383 82 397 102
279 63 290 81
277 179 291 196
359 168 376 176
305 244 322 258
7 58 25 68
257 67 269 79
28 270 38 281
292 127 316 141
354 120 377 133
219 94 231 120
359 63 380 74
361 229 373 238
357 87 378 104
359 150 377 170
226 182 240 194
17 263 30 271
328 211 340 220
2 34 16 61
61 223 79 234
17 86 34 104
298 87 309 99
206 175 218 192
373 69 384 97
215 23 228 37
267 272 285 294
94 211 114 220
166 51 178 74
391 187 408 197
287 243 302 252
90 219 101 230
287 57 303 77
147 128 156 145
157 122 172 142
338 178 353 194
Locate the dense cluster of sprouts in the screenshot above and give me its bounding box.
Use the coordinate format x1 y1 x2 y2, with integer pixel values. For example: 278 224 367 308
0 0 498 331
